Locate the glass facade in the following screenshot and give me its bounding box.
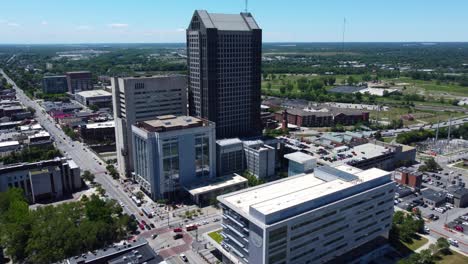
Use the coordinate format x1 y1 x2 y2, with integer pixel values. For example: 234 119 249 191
195 134 210 177
162 139 179 194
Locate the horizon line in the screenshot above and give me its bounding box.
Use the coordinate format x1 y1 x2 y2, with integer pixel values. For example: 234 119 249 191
1 41 468 46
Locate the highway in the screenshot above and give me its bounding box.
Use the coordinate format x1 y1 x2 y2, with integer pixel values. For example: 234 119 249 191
0 68 146 219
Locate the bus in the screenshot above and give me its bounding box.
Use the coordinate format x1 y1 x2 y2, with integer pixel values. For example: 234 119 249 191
131 195 142 207
142 206 153 218
186 224 198 231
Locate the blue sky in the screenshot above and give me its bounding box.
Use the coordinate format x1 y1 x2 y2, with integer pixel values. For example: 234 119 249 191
1 0 467 44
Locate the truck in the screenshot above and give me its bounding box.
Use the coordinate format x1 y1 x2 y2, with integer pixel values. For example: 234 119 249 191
131 195 142 207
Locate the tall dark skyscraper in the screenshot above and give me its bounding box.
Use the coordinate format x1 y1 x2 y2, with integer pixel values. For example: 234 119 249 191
187 10 262 139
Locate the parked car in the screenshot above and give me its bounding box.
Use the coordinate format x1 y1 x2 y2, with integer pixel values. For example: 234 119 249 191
454 225 464 232
152 234 158 239
433 215 439 221
427 214 434 219
173 234 183 240
180 254 188 262
173 228 183 233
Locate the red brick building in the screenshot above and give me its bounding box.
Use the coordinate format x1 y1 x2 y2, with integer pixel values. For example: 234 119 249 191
393 167 422 189
274 108 369 127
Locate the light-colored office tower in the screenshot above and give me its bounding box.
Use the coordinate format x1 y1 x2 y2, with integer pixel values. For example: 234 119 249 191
112 75 187 177
131 115 216 200
217 165 395 264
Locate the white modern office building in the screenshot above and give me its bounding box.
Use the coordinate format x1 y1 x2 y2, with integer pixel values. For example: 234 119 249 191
112 75 187 177
131 115 216 200
217 165 395 264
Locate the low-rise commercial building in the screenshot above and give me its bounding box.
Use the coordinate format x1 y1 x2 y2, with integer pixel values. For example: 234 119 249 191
132 115 216 200
66 238 162 264
284 151 316 176
0 140 20 156
422 189 447 208
79 121 115 144
42 75 68 94
447 186 468 208
275 107 369 127
0 158 82 203
217 165 395 264
75 89 112 107
393 167 423 190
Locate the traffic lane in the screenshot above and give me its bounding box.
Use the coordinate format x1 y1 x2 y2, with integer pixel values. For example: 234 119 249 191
2 69 148 220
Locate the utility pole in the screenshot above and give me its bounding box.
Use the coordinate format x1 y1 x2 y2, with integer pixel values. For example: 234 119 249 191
244 0 248 12
447 115 452 142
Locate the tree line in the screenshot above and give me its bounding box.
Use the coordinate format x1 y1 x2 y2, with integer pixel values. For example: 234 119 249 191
0 188 137 263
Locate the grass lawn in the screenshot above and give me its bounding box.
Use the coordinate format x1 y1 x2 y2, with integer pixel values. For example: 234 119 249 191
454 162 468 169
382 137 395 143
401 235 429 251
208 230 223 244
436 251 468 264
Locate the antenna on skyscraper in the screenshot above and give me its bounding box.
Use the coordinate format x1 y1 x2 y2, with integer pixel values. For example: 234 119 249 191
342 17 346 53
245 0 249 12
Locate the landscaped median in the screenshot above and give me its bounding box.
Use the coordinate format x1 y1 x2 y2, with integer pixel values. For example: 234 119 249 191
208 230 223 244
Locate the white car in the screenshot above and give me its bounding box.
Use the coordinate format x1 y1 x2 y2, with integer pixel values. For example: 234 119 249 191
179 254 188 262
448 238 459 247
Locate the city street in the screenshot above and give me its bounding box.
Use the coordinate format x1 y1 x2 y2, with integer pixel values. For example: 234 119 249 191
1 68 221 262
0 68 148 220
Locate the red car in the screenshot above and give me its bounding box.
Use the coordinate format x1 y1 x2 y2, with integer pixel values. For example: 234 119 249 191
173 228 183 233
455 225 464 232
141 220 146 225
139 223 145 230
186 224 198 231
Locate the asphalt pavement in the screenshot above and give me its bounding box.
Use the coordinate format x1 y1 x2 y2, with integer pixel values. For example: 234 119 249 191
0 69 148 220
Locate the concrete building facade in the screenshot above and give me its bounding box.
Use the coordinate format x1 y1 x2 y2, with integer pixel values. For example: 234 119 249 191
0 158 81 203
187 10 262 139
243 140 276 179
66 71 93 94
112 75 187 177
217 138 245 177
42 75 68 94
75 89 112 107
131 115 216 200
217 165 395 264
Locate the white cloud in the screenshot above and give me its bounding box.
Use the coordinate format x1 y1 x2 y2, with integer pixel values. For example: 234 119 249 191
108 23 129 29
41 21 48 25
7 22 20 27
76 25 92 30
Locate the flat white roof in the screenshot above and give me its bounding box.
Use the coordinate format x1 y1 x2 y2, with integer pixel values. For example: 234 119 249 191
85 121 115 129
220 165 390 222
76 90 111 98
29 131 50 138
0 140 20 148
284 151 315 164
187 174 247 196
216 138 242 146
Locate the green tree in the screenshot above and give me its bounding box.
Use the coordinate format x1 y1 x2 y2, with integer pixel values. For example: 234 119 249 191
136 191 145 201
419 158 441 173
436 237 450 255
89 104 99 112
82 170 95 183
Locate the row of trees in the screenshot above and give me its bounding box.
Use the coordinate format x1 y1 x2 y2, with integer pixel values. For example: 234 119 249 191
0 188 136 263
0 145 61 165
398 238 452 264
396 123 468 145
